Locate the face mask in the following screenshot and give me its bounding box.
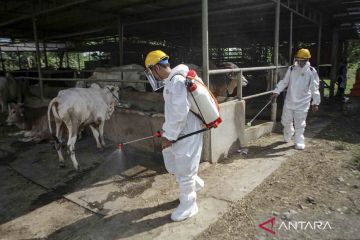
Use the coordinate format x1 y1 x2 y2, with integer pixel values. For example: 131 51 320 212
144 68 165 91
294 58 308 68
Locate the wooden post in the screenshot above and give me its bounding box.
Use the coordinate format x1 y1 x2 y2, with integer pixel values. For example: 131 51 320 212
17 47 22 70
43 42 48 68
0 46 6 72
32 15 44 100
289 12 293 64
202 0 209 86
329 25 339 98
272 0 280 122
66 51 70 68
117 17 124 66
77 53 81 70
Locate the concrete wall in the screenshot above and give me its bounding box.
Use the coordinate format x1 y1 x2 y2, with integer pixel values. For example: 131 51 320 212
104 108 164 156
209 99 276 163
244 122 275 145
209 100 246 163
118 91 163 113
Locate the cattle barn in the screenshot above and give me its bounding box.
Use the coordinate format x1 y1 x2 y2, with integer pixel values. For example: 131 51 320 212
0 0 360 158
0 0 359 237
0 0 358 162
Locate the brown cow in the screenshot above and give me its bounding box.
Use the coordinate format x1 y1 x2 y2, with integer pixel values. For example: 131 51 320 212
6 103 51 143
0 73 22 112
185 62 248 97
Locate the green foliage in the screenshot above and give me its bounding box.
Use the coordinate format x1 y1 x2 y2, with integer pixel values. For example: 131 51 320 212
347 40 360 65
0 51 88 71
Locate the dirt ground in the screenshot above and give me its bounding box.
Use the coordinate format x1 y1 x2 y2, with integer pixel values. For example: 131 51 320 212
197 104 360 240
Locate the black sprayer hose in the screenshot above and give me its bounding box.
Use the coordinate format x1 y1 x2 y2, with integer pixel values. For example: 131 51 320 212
172 128 210 143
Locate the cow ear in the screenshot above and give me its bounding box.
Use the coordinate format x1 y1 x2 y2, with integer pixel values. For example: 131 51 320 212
18 103 24 107
91 83 100 89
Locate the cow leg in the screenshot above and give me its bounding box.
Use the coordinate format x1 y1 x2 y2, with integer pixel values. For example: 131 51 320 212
89 124 103 151
19 135 36 142
77 127 83 141
23 131 35 138
66 124 79 171
16 131 35 142
98 121 106 148
55 121 65 167
9 130 26 137
68 134 79 171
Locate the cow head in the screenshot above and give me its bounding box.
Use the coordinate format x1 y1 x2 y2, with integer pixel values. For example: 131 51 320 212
220 62 248 96
104 85 119 119
6 103 25 126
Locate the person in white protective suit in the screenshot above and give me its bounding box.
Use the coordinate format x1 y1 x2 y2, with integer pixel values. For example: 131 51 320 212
272 48 321 150
144 50 204 221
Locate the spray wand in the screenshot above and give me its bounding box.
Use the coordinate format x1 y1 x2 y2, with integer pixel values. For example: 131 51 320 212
118 131 162 150
246 99 273 127
118 128 210 150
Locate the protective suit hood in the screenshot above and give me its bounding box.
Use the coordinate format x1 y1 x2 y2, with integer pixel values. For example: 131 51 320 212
165 64 189 84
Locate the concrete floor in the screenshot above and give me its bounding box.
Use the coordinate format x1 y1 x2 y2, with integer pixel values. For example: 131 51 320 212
0 114 332 240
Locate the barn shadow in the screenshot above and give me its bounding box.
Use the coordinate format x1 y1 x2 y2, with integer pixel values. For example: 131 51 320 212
0 119 167 225
47 199 178 239
244 141 294 159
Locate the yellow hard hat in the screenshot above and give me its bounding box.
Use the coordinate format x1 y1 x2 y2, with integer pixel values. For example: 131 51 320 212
295 48 311 59
145 50 169 68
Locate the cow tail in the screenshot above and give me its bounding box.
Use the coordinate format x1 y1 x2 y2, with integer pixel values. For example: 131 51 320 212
47 98 60 143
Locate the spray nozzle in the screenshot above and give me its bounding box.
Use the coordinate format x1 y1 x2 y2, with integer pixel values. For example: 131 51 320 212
118 143 123 150
154 131 162 138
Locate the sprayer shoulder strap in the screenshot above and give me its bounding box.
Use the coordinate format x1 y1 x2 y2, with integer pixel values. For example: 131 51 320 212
169 74 206 124
190 110 206 125
169 74 185 82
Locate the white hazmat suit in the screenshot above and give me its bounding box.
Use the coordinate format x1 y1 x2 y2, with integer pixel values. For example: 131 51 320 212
273 61 321 149
161 64 204 221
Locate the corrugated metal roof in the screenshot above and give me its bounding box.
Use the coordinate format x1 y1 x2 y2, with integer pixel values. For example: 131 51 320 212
0 0 358 45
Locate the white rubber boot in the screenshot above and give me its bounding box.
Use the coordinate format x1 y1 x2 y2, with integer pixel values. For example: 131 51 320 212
295 143 305 150
171 201 198 222
283 125 295 143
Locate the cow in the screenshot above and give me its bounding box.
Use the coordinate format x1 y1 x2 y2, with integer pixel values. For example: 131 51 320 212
47 84 119 171
6 103 51 143
185 62 248 97
213 62 248 97
76 64 147 91
0 73 22 112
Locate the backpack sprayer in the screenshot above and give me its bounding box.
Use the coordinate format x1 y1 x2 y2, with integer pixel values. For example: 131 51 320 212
118 69 222 150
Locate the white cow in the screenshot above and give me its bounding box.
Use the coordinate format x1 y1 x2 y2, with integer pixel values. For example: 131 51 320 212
47 84 119 171
76 64 147 91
